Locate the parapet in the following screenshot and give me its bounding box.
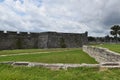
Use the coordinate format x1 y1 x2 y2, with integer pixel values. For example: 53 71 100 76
7 31 17 35
0 31 4 34
0 30 88 38
19 32 29 35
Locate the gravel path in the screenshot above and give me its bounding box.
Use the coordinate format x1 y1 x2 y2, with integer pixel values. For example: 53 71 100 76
0 52 50 57
0 49 74 57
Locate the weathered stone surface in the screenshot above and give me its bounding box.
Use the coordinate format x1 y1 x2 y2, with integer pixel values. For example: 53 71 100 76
83 46 120 62
1 61 120 70
12 62 29 66
0 31 88 50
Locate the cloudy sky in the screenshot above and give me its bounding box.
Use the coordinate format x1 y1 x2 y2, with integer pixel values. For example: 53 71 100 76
0 0 120 36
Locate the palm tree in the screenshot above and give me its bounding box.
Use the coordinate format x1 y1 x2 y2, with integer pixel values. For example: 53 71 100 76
118 31 120 41
119 30 120 37
110 25 120 43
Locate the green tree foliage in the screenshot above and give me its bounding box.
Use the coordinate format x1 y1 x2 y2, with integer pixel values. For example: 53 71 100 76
88 36 96 42
105 35 110 42
119 30 120 36
110 25 120 42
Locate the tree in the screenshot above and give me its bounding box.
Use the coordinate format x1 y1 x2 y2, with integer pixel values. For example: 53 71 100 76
119 31 120 37
105 35 110 42
110 25 120 43
88 36 96 42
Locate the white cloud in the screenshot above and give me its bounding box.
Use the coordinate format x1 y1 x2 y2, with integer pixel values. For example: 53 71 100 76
0 0 120 36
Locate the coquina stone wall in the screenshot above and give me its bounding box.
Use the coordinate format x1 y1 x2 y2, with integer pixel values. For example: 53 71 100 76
0 31 88 50
83 46 120 63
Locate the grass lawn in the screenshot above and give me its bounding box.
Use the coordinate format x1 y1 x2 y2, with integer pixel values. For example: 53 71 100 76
0 64 119 80
94 44 120 53
0 49 97 64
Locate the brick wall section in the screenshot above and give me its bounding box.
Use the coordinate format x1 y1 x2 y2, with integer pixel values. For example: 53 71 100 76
83 46 120 63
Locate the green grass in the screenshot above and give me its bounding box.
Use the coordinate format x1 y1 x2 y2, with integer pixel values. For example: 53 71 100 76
0 49 97 64
94 44 120 53
0 64 119 80
0 48 76 55
0 48 119 80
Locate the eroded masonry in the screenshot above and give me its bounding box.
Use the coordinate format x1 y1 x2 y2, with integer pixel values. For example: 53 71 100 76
0 31 88 50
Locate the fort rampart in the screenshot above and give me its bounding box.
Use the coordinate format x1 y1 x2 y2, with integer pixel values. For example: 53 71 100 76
0 31 88 50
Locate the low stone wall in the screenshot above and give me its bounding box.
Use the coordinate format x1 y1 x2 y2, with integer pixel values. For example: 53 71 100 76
83 45 120 63
0 61 120 70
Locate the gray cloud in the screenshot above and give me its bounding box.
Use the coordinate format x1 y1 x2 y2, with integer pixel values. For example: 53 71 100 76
103 12 120 27
0 0 120 36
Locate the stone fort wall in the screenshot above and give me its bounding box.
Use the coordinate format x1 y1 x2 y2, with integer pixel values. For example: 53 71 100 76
0 31 88 50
